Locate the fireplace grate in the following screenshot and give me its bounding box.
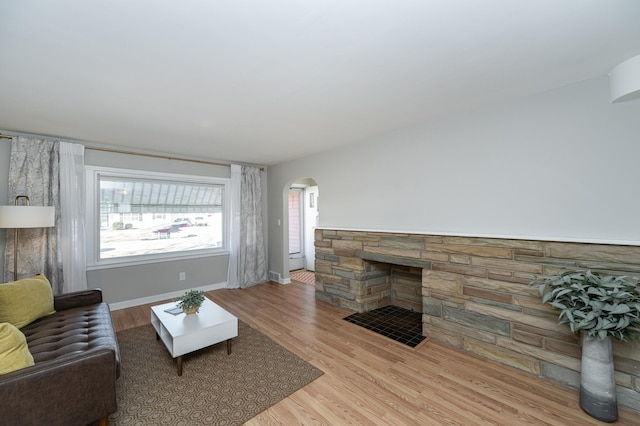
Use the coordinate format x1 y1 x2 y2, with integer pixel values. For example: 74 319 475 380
343 305 425 348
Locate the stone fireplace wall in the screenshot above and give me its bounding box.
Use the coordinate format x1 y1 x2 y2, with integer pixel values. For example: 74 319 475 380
315 228 640 412
389 265 422 312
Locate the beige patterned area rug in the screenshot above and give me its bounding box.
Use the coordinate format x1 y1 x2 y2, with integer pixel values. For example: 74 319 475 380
110 321 323 425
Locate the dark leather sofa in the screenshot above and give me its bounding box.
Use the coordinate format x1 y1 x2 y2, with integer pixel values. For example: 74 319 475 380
0 289 120 426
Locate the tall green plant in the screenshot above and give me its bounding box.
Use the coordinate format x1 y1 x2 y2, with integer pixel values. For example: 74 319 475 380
531 270 640 341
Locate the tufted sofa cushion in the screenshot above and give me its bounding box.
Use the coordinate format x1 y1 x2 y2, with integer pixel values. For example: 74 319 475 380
20 302 121 378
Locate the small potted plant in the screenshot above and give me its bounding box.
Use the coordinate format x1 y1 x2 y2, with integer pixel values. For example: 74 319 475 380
531 270 640 422
175 289 206 315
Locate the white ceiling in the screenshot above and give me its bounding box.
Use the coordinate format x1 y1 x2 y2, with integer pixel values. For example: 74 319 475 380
1 1 640 166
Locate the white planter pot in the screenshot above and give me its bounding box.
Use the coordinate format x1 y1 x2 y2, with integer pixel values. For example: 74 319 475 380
580 334 618 422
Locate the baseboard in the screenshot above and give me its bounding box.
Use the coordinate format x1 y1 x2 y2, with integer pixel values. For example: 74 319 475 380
268 271 291 285
108 281 228 311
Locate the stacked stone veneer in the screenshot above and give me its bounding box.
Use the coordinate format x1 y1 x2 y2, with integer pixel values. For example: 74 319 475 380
315 229 640 412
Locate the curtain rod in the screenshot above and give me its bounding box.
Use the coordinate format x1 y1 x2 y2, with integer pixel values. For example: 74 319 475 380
85 145 235 168
0 132 264 171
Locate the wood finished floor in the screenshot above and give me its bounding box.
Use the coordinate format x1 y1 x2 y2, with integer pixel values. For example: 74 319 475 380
110 281 638 425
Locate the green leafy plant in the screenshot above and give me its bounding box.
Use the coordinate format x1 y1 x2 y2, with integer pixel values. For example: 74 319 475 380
531 270 640 341
175 289 205 313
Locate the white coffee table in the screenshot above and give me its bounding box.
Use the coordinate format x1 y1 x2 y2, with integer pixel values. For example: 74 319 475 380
151 297 238 376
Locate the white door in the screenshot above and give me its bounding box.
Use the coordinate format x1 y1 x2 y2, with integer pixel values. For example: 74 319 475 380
288 188 304 271
304 186 319 271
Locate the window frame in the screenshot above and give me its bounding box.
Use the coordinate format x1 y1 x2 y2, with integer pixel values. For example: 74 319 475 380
86 165 230 269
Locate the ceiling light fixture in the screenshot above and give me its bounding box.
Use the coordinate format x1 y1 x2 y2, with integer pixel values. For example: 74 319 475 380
610 54 640 103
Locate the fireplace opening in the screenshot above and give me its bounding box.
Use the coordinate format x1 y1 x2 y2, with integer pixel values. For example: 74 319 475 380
344 305 425 348
339 262 425 347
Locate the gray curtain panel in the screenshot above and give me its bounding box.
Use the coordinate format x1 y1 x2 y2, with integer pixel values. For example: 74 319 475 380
4 137 62 291
239 165 268 288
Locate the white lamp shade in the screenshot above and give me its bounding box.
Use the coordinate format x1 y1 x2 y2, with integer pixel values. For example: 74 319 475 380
0 205 56 228
610 54 640 103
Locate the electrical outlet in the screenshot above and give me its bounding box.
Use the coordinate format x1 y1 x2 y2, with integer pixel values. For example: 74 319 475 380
179 272 186 281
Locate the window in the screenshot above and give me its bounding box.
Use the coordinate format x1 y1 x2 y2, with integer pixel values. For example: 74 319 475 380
86 166 228 267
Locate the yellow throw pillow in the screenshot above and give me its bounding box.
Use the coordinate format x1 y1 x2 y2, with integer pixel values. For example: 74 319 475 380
0 274 56 329
0 322 35 374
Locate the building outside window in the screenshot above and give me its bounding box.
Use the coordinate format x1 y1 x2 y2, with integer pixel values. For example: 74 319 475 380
86 166 228 267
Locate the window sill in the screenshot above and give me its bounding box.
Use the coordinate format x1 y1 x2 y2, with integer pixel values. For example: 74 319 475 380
86 250 230 271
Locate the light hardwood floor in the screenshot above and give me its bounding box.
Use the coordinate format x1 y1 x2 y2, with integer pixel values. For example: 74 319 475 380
110 281 638 425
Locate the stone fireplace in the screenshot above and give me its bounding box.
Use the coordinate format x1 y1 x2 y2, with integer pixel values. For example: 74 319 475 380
315 238 429 313
314 228 640 412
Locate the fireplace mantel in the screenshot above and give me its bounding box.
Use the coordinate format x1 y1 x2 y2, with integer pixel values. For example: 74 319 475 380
356 251 431 269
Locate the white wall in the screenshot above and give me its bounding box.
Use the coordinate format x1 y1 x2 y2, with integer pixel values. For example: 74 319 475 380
267 76 640 279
